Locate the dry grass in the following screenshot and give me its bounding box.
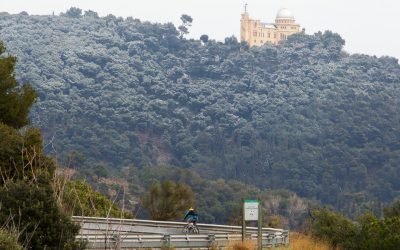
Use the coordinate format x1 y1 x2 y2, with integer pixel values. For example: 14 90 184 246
223 233 334 250
226 240 257 250
274 233 335 250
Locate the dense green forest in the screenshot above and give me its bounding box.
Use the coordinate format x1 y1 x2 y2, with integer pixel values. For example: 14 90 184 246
0 8 400 222
88 164 309 227
0 40 131 248
0 41 83 249
2 39 400 250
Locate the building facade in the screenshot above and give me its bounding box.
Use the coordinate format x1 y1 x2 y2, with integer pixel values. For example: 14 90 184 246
240 7 301 47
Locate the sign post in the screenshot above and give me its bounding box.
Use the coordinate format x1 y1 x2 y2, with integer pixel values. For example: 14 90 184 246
258 201 262 250
242 200 262 250
242 200 246 242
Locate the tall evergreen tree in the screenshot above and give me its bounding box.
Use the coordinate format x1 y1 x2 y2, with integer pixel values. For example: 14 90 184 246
0 42 36 129
142 180 194 220
0 42 82 249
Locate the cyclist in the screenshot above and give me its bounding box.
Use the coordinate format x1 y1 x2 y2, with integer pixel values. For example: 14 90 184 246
184 207 198 227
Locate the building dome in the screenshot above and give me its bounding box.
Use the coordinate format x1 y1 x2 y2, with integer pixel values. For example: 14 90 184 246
276 8 294 19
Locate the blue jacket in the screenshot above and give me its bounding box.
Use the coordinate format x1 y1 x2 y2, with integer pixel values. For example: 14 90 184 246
184 210 198 221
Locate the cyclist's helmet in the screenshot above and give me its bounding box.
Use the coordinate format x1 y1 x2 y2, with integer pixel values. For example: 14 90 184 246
189 207 194 211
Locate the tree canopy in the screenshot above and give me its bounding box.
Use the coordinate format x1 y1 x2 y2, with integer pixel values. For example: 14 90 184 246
0 42 82 249
309 203 400 250
0 42 36 129
0 10 399 219
142 180 194 220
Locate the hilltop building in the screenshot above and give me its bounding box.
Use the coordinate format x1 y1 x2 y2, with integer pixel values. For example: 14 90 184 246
240 5 301 47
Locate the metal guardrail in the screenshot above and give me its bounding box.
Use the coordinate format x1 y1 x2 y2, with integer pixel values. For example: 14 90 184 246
72 216 286 234
77 233 288 249
73 216 289 249
78 234 241 249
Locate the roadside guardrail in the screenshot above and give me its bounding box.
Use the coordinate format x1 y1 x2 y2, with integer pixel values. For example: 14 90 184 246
72 216 289 249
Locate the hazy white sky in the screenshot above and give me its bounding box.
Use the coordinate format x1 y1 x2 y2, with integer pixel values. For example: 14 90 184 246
1 0 399 60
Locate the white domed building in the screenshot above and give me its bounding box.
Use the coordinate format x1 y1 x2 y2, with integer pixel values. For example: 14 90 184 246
276 8 294 20
240 6 301 47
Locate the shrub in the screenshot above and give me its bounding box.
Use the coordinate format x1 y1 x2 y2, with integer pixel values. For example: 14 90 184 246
0 229 23 250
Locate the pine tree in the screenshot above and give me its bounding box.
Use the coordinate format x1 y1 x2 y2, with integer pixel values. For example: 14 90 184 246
0 42 82 249
0 42 36 129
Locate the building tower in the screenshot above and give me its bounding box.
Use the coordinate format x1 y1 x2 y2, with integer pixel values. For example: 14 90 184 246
240 6 301 47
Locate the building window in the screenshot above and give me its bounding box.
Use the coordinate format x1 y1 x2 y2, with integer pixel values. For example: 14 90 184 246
268 33 270 38
260 40 263 43
253 31 257 36
254 40 256 43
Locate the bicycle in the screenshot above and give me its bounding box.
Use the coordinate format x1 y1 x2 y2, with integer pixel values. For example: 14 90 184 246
183 221 200 234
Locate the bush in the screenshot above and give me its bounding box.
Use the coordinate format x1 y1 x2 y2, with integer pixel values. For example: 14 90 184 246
0 179 81 249
0 229 23 250
309 208 358 249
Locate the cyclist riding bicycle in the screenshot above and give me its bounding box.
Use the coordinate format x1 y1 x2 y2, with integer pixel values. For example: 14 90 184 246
184 207 198 226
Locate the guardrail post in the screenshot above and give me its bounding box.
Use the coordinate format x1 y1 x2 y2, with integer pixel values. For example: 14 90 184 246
104 233 106 250
112 234 121 250
208 234 216 249
285 231 290 246
163 234 171 249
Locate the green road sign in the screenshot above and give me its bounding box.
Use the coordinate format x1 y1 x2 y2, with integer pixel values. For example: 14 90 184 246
244 200 259 221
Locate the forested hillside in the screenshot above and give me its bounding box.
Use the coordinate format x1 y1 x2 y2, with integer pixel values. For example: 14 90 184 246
1 8 399 217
